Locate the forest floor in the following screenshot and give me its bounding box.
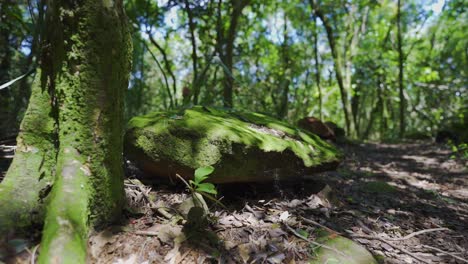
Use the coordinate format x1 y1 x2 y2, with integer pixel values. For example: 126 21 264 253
2 140 468 264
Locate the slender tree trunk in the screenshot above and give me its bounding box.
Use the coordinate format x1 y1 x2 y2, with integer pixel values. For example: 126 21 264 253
219 0 249 108
312 15 322 120
397 0 405 137
142 40 173 108
277 12 290 119
147 34 177 107
0 1 132 262
310 0 355 137
184 0 200 104
364 74 383 139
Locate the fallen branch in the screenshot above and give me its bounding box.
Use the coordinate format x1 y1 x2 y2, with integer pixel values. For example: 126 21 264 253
349 233 430 264
283 223 347 257
300 216 341 235
422 244 468 263
386 227 449 241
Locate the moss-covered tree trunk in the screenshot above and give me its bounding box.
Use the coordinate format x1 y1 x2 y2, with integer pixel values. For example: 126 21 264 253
0 0 131 262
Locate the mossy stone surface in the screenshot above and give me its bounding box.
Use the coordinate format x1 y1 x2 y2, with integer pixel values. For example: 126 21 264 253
310 229 377 264
125 106 342 183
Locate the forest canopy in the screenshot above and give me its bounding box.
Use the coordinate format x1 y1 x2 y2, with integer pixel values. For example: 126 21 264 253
0 0 467 139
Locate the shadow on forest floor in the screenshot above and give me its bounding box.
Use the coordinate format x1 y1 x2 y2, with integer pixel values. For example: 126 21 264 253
3 140 468 263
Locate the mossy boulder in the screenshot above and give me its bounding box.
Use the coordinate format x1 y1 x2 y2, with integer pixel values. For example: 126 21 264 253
124 106 342 183
310 229 377 264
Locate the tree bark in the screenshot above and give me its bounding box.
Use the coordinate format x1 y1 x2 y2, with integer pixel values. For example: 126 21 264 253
0 1 132 262
218 0 249 108
309 0 355 137
397 0 406 137
184 0 200 104
312 15 323 120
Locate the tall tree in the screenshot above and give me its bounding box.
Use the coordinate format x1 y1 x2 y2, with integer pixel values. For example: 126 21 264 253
397 0 405 137
216 0 250 108
0 0 132 262
308 0 368 137
312 15 323 120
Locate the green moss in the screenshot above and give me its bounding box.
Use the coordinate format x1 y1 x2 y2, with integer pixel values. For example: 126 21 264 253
310 229 377 264
0 71 57 235
126 106 342 182
38 0 131 262
38 147 90 264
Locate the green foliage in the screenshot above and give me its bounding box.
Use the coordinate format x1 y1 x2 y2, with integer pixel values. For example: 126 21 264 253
450 142 468 160
177 166 224 255
190 166 217 195
2 0 467 141
176 165 224 213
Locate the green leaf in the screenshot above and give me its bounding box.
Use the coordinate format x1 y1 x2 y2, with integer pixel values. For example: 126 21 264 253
194 166 214 183
196 182 217 195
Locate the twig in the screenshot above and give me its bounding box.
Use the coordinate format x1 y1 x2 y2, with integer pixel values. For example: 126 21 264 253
283 223 347 257
244 203 263 218
130 180 175 219
385 228 449 241
422 244 468 263
154 207 174 219
133 230 159 236
31 244 39 264
175 249 192 264
350 233 430 264
356 219 375 234
300 216 341 235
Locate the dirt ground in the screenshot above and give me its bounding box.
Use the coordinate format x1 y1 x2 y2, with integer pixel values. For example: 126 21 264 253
3 140 468 263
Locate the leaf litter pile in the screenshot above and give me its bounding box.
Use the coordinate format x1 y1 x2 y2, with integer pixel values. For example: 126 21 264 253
4 141 468 263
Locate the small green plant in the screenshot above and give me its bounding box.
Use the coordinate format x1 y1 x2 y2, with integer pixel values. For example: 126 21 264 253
190 166 218 196
176 166 224 255
176 165 225 211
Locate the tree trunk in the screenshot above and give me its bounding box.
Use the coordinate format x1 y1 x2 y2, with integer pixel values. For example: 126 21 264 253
0 1 131 262
184 0 200 105
219 0 249 108
310 0 356 137
397 0 406 138
312 15 322 120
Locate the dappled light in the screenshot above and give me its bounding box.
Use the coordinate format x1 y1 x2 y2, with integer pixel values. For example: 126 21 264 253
0 0 466 263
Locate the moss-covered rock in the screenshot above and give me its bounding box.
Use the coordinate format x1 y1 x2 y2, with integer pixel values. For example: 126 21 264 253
124 106 342 183
310 229 377 264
